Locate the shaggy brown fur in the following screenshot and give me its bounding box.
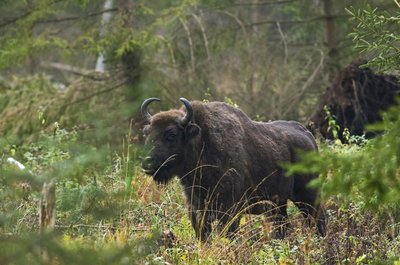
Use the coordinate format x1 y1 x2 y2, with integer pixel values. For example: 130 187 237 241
142 100 326 240
308 61 400 141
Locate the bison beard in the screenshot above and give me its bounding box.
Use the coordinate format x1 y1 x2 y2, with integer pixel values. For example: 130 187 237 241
141 98 326 240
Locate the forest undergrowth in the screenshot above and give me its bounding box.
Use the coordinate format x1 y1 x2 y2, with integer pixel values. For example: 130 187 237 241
1 122 399 265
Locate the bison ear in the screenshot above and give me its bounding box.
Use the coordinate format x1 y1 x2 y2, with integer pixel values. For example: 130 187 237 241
184 123 200 140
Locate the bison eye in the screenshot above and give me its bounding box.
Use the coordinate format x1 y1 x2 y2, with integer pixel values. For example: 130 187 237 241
166 133 177 142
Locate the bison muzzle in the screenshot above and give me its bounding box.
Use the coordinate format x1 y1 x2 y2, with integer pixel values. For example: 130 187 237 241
141 97 326 240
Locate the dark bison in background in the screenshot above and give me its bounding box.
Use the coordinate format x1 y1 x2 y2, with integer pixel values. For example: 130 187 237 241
308 61 400 142
141 98 326 240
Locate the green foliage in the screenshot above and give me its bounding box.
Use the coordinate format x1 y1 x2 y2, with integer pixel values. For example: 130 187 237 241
0 0 199 73
223 96 239 108
0 74 60 140
346 4 400 72
288 2 400 212
0 73 130 145
0 123 162 264
0 1 70 69
323 105 341 141
0 230 160 265
289 101 400 208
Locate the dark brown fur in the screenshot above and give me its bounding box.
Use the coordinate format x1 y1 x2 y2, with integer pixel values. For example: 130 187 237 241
142 100 326 240
308 61 400 142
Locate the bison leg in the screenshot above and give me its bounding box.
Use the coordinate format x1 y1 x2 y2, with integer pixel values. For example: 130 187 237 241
227 218 240 238
294 201 327 236
218 212 240 239
293 181 327 236
189 209 212 241
271 202 288 239
314 205 327 236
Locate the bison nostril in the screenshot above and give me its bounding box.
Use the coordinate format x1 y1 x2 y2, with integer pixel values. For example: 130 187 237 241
142 156 156 170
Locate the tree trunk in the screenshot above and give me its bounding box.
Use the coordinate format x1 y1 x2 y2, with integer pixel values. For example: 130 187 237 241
95 0 114 72
322 0 339 76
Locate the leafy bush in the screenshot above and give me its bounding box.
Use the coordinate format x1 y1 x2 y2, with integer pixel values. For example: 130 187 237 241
289 100 399 209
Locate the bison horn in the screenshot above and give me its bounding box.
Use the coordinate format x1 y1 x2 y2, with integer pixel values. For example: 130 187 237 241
180 98 193 126
141 98 160 124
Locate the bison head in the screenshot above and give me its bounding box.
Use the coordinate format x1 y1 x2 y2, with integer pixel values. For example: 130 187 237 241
140 98 200 183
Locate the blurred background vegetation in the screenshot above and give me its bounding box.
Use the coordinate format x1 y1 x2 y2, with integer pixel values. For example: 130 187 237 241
0 0 399 264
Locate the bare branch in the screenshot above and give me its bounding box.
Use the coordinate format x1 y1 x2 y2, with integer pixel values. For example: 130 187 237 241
276 22 288 65
217 10 250 49
0 7 118 29
246 14 350 27
61 80 127 107
0 11 31 29
0 0 65 29
41 61 90 76
37 8 118 24
192 13 211 61
179 18 195 77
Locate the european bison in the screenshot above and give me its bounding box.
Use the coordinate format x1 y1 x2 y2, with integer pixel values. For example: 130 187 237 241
141 98 326 240
308 61 400 142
